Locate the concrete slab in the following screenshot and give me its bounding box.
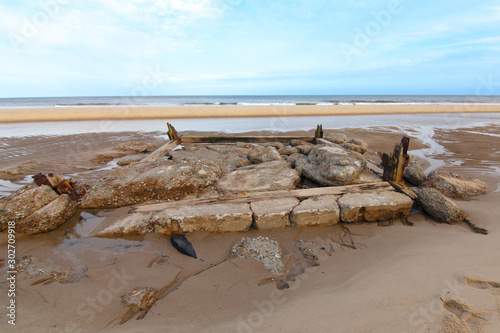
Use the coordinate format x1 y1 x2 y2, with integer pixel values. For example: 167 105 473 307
338 190 413 223
290 195 340 227
250 198 300 229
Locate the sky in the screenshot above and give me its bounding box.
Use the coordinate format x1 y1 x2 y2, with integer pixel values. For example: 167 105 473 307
1 0 499 97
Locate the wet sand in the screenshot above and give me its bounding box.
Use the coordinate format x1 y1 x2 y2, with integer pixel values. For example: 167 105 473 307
1 104 500 123
1 122 500 333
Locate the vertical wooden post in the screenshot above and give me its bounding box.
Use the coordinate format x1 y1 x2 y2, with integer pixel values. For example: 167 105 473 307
382 136 410 183
315 124 323 138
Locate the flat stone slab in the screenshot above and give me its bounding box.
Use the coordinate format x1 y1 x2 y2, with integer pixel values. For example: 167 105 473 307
290 195 340 227
338 191 413 223
216 167 300 193
420 171 487 198
250 198 300 229
95 203 253 236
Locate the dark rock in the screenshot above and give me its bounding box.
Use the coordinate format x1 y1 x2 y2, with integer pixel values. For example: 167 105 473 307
413 187 468 224
420 171 487 198
295 145 366 186
171 234 197 258
404 156 427 186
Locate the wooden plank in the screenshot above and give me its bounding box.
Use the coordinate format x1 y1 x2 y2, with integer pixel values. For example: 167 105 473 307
135 182 393 212
180 136 316 144
141 139 181 163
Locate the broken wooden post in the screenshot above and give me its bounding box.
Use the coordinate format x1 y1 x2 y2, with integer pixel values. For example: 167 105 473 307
381 137 418 200
382 136 410 183
141 123 182 163
167 122 179 141
315 124 323 138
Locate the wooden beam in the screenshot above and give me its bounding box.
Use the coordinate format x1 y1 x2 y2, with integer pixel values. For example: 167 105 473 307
180 136 316 144
135 182 393 212
141 139 181 163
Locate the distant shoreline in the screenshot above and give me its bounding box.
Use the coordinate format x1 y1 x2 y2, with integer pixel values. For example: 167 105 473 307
1 104 500 123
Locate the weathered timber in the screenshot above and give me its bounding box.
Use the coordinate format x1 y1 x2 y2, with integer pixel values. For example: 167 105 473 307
390 181 419 201
382 137 410 183
140 139 181 163
134 182 393 213
315 124 323 138
166 122 179 141
180 136 316 144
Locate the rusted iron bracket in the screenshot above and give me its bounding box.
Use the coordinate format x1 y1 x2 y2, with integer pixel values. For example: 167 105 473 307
32 173 79 201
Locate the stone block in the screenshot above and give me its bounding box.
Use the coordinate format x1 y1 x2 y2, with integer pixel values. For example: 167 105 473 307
338 191 413 223
290 195 340 227
250 198 299 229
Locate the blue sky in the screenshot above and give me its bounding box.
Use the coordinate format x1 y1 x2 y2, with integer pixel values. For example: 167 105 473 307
1 0 499 97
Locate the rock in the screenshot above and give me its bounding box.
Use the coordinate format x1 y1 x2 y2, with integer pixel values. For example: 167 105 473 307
166 203 253 233
183 145 252 173
338 191 413 223
295 145 313 155
122 287 157 310
170 234 197 258
116 155 145 166
230 236 284 276
348 138 367 147
350 170 384 184
216 168 300 193
19 194 78 234
16 256 71 281
290 195 340 227
97 202 253 236
114 141 156 153
81 156 222 209
265 142 286 150
413 187 468 224
404 156 427 186
285 153 307 168
250 198 299 229
0 184 59 231
91 151 127 164
342 142 367 154
237 160 291 170
420 171 487 198
290 139 313 147
248 147 283 164
295 145 366 186
93 212 156 236
325 133 347 144
0 160 39 175
278 147 299 156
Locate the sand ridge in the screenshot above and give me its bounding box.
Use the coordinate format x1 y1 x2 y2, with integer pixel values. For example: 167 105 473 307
1 104 500 122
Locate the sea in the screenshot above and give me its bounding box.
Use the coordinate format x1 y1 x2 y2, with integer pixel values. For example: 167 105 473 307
1 95 500 108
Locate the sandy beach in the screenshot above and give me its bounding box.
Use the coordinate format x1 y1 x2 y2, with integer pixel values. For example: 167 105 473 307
0 110 500 333
1 104 500 123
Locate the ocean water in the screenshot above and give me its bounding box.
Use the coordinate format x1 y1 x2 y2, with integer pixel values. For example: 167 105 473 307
1 95 500 108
